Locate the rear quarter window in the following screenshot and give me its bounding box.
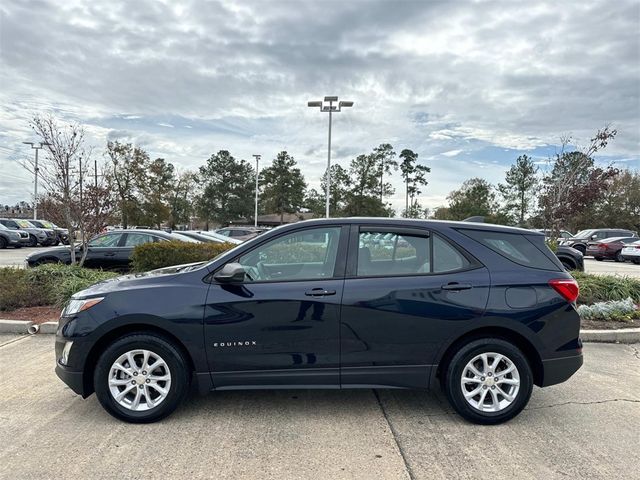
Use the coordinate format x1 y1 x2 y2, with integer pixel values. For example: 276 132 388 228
459 229 561 271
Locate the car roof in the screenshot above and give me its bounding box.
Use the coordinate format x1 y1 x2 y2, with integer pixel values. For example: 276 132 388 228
287 217 543 235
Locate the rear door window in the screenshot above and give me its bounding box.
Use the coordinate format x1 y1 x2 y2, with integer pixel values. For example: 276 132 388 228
460 229 560 271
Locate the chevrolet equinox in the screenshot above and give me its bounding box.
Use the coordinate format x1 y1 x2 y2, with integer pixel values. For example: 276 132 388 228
55 218 583 424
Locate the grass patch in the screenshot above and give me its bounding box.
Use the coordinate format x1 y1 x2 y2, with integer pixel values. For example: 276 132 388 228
572 271 640 305
0 264 117 311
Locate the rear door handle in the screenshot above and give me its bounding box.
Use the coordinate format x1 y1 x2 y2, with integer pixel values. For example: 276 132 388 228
104 252 116 257
441 282 472 291
305 288 336 297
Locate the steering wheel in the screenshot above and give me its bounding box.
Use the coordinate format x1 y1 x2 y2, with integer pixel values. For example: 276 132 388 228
256 261 268 281
243 265 260 281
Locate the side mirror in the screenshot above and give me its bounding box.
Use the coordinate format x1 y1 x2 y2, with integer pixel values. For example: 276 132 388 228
214 262 246 283
591 234 598 240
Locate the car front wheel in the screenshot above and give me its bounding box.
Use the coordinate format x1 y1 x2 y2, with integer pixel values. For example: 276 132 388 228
94 333 190 423
443 338 533 425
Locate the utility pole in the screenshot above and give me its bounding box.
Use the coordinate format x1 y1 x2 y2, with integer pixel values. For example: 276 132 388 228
23 141 50 220
94 158 98 188
252 154 261 227
307 96 354 218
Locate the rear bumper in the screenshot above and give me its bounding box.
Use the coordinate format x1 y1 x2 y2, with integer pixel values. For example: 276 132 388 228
540 353 583 387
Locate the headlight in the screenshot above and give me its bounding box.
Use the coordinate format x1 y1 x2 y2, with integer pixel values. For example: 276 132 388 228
63 297 104 316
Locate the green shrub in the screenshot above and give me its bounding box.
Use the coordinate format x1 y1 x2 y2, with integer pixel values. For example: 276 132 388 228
0 264 117 310
0 268 49 310
572 272 640 305
131 241 236 272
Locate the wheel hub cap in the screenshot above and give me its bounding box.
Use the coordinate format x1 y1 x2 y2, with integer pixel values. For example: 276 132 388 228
108 349 172 412
460 352 520 413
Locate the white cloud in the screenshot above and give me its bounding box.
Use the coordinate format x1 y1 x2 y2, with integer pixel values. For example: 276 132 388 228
0 0 638 211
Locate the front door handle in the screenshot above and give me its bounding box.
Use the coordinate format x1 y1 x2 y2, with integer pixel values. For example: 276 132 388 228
441 282 472 291
305 288 336 297
104 252 116 257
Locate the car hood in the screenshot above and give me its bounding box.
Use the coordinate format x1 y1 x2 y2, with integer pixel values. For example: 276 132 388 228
26 245 75 259
73 262 209 298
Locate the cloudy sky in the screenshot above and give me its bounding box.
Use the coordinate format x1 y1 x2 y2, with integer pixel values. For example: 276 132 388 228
1 0 639 212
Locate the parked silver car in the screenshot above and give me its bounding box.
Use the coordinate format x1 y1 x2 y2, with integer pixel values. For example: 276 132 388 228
0 218 53 246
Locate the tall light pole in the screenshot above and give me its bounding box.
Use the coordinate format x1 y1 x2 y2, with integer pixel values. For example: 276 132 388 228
252 154 261 227
308 96 353 218
23 141 50 220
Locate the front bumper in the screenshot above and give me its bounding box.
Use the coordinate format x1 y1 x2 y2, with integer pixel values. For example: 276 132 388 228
540 353 583 387
55 362 86 396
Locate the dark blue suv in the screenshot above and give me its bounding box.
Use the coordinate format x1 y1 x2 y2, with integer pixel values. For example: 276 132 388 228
55 218 582 424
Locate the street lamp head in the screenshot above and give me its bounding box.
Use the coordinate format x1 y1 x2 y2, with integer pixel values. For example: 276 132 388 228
307 101 322 108
339 101 354 108
324 96 338 102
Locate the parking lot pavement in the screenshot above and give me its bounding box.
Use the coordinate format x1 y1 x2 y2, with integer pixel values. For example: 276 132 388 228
1 337 638 480
584 257 640 278
0 247 50 267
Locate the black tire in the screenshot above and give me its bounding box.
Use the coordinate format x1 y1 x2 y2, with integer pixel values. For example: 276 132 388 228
443 338 533 425
0 237 7 249
615 252 624 263
633 259 640 265
574 245 586 255
560 259 575 271
94 333 190 423
28 235 38 247
595 257 603 261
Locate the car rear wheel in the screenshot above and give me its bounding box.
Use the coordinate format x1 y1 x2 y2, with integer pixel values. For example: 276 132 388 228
28 235 37 247
94 333 190 423
0 237 7 249
443 338 533 425
615 252 625 262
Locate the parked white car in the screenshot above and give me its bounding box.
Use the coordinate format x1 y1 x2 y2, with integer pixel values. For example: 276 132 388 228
621 240 640 264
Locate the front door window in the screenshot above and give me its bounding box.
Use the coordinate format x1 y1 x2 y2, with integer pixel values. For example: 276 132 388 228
237 227 341 282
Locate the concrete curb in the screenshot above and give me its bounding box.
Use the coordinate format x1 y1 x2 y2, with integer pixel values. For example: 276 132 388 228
580 328 640 344
0 319 638 343
0 319 33 334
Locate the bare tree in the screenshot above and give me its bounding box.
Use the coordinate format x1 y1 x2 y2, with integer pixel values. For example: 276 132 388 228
28 114 113 265
539 126 618 237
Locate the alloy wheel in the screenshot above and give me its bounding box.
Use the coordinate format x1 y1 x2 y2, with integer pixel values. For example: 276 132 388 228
460 352 520 412
108 349 172 411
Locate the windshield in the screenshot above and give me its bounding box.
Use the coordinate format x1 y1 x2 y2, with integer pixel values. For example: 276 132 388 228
16 220 35 228
39 220 54 228
0 223 7 230
168 232 200 243
575 229 595 238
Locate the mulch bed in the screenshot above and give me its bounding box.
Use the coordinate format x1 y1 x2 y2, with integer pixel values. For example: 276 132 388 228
1 306 62 324
580 317 640 330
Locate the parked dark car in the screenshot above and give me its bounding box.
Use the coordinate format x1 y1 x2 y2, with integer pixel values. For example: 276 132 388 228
55 218 582 425
25 229 198 270
215 226 266 241
585 237 638 262
555 246 584 271
30 220 70 245
0 218 52 246
560 228 637 254
0 222 28 248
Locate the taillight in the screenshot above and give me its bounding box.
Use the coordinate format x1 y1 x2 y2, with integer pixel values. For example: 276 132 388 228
549 278 579 303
